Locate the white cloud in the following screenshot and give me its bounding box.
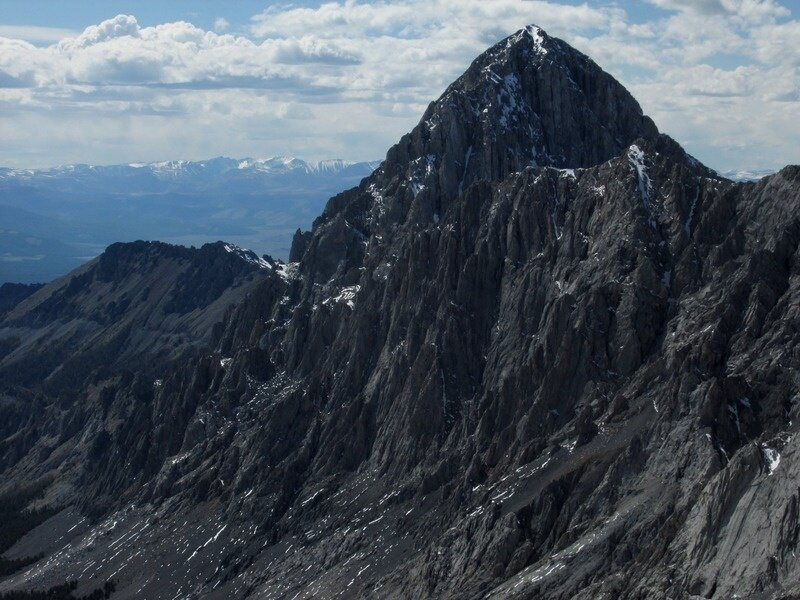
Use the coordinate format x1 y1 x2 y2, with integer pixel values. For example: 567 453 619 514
250 0 617 39
61 14 141 49
646 0 789 21
752 20 800 67
0 25 78 43
0 1 797 172
213 17 230 33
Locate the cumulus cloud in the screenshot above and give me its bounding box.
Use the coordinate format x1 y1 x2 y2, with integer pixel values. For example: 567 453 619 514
250 0 617 39
0 15 363 92
0 1 798 172
61 14 141 49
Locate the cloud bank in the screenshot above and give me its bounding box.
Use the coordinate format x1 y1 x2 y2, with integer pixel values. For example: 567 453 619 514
0 1 797 171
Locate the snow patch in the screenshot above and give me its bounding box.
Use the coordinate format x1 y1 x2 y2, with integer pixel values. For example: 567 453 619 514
762 445 780 475
525 25 548 55
223 243 272 270
276 261 299 281
684 186 700 234
628 145 652 205
368 183 386 218
628 145 654 225
408 154 436 198
301 488 325 506
497 73 522 130
323 285 361 310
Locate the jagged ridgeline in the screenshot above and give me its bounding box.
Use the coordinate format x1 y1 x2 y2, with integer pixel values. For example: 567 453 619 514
2 25 800 600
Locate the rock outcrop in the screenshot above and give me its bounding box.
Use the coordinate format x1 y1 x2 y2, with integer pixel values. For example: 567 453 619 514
1 25 800 600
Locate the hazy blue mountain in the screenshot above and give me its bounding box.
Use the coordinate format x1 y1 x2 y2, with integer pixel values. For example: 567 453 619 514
0 156 379 284
722 168 776 181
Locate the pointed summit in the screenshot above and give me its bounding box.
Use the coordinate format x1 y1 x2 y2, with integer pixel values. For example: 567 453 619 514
302 25 664 270
295 26 669 279
383 24 659 189
497 24 552 57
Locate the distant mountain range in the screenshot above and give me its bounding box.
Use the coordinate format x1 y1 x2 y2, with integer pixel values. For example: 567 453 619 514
0 156 380 284
721 168 776 181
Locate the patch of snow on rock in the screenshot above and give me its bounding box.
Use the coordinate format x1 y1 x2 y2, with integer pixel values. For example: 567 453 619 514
323 285 361 310
276 262 299 281
525 25 548 55
223 243 273 270
762 444 780 475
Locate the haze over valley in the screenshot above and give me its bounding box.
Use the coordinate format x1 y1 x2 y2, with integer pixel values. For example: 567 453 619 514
0 157 377 283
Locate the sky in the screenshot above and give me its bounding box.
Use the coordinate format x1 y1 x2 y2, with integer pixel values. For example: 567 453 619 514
0 0 798 173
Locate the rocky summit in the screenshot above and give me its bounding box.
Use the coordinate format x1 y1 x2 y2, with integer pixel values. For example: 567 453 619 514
2 25 800 600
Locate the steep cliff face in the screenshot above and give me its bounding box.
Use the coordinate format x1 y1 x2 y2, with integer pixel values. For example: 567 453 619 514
298 25 663 283
2 26 800 600
0 241 276 384
0 241 277 515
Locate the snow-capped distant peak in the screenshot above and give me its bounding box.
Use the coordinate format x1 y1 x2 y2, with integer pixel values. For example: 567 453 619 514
722 169 775 182
151 160 188 170
0 156 381 188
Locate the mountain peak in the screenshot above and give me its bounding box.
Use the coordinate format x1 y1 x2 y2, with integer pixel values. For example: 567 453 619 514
304 26 664 260
376 26 660 193
505 24 550 55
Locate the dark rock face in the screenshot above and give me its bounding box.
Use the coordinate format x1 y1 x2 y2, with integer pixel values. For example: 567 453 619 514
0 240 275 512
0 283 43 317
0 241 274 385
2 25 800 600
297 26 663 283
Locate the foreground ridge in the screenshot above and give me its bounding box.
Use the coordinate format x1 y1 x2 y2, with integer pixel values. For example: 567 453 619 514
1 25 800 600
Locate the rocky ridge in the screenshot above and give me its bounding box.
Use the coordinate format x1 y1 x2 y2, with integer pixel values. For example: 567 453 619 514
1 25 800 600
